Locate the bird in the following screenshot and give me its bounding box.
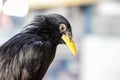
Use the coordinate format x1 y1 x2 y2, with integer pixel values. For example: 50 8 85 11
0 14 76 80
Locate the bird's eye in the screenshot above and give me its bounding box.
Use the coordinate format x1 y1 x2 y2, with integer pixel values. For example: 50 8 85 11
59 24 67 32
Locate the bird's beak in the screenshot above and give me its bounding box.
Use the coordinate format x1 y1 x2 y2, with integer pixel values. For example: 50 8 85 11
61 34 76 56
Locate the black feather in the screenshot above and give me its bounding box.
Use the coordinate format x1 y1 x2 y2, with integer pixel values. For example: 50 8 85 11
0 14 71 80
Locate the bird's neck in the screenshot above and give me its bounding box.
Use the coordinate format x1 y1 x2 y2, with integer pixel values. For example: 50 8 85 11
38 29 60 45
22 26 60 45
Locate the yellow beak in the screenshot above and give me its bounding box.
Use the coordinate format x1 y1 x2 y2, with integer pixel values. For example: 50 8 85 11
61 34 76 56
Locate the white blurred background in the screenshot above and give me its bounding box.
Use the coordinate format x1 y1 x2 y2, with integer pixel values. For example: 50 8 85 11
0 0 120 80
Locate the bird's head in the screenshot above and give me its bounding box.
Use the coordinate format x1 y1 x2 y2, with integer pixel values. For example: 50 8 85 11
46 14 76 56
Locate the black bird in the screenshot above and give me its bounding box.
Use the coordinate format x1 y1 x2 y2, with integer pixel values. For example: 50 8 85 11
0 14 76 80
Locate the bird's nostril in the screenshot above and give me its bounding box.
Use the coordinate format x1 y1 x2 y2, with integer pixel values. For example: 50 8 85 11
66 31 72 39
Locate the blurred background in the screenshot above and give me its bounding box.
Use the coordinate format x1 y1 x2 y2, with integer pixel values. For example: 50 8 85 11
0 0 120 80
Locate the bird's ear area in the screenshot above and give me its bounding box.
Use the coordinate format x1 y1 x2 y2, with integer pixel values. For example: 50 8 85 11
59 24 67 32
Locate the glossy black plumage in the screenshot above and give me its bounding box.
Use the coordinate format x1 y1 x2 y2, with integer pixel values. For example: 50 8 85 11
0 14 72 80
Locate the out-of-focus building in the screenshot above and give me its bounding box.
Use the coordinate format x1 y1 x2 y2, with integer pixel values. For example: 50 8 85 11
81 0 120 80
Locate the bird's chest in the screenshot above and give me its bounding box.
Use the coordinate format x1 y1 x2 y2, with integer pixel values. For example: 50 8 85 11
43 42 56 64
